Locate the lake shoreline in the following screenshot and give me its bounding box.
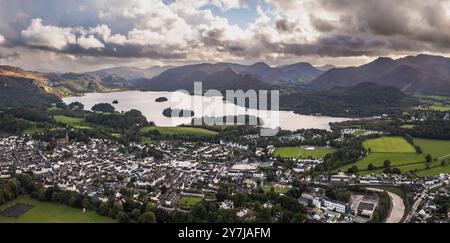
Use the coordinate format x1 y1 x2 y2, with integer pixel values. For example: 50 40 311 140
63 90 355 131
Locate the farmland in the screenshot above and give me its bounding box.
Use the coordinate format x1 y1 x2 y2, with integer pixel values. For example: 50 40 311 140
337 137 450 177
363 137 416 153
273 147 336 159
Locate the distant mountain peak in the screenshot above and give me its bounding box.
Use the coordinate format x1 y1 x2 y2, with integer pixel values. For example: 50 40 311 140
311 54 450 95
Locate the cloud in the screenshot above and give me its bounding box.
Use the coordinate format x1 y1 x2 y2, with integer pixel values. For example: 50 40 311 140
0 34 4 44
2 0 450 72
21 18 77 50
77 35 104 50
0 51 20 60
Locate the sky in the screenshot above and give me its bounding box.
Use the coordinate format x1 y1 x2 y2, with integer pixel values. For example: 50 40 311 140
1 0 450 72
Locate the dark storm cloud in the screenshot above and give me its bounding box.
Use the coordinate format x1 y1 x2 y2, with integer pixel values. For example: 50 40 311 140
309 16 335 33
275 19 295 32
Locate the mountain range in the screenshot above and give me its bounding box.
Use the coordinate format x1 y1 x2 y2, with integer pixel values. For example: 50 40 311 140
2 54 450 110
85 66 174 80
133 62 324 91
311 54 450 95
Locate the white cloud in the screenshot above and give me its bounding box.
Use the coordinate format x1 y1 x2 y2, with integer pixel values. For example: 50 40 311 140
21 18 77 50
0 34 5 44
77 35 104 50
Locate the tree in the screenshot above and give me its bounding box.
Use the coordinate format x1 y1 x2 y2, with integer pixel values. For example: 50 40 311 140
97 202 110 216
117 212 129 223
441 160 446 166
368 164 375 171
138 212 156 223
383 160 391 168
392 168 401 175
425 154 433 163
68 102 84 110
91 103 115 113
131 208 142 220
347 165 359 174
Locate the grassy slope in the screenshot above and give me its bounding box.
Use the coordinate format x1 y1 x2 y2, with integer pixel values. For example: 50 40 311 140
0 196 115 223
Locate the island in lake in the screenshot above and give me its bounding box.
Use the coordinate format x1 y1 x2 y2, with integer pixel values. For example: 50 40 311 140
163 107 195 117
155 97 168 102
112 100 119 104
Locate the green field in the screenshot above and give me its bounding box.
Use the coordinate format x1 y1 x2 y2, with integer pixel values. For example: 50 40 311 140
0 196 115 223
414 138 450 159
264 184 290 194
53 115 85 124
141 137 152 145
415 95 450 111
401 125 416 129
53 115 92 130
22 124 44 135
363 137 416 153
141 126 218 136
179 196 203 208
273 147 336 159
337 137 450 177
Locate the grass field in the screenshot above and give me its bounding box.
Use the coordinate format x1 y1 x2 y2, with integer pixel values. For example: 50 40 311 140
53 115 92 130
53 115 85 124
22 124 44 135
363 137 416 153
273 147 336 159
141 137 152 145
401 125 416 129
0 196 115 223
414 138 450 159
264 184 290 194
179 196 203 208
415 95 450 111
141 126 218 136
337 137 450 177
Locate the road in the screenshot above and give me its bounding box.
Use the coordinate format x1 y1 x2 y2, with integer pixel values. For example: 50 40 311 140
403 183 443 223
367 188 405 223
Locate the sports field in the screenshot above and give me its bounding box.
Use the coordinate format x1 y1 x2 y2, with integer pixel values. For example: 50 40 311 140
273 147 336 159
0 196 115 223
141 126 218 136
179 196 203 208
337 137 450 177
363 137 416 153
264 184 290 194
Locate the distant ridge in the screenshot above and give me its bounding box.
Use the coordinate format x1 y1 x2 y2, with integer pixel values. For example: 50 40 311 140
311 54 450 95
85 66 174 80
134 61 324 91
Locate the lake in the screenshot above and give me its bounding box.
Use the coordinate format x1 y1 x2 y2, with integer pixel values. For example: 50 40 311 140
63 91 353 131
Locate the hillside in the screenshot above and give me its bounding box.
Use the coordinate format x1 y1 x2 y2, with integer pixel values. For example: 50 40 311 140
311 54 450 95
0 69 61 107
280 83 418 117
134 61 323 91
0 65 133 108
134 64 273 92
85 66 174 80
